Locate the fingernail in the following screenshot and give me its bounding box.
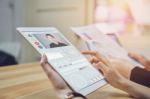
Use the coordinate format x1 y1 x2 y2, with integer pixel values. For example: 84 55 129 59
43 54 46 58
43 53 45 56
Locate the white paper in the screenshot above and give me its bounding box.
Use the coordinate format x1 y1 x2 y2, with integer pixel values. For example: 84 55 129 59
71 25 143 67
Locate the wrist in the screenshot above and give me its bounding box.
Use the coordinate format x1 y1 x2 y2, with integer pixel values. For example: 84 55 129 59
118 78 131 91
63 92 87 99
56 89 73 99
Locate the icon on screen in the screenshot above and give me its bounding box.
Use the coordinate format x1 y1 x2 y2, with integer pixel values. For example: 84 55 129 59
28 34 32 37
38 45 43 49
34 41 40 46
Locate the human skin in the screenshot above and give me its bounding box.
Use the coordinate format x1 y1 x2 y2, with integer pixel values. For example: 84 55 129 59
82 51 150 99
128 52 150 71
40 51 150 99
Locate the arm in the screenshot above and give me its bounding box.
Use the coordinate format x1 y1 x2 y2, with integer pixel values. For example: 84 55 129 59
121 79 150 99
128 52 150 87
82 51 150 99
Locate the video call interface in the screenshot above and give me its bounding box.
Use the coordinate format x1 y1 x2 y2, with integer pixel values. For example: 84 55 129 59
28 33 69 49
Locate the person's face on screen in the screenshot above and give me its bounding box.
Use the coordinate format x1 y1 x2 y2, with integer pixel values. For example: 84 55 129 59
46 35 59 44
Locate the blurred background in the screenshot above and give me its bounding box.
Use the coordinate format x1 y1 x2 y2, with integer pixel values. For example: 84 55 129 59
0 0 150 66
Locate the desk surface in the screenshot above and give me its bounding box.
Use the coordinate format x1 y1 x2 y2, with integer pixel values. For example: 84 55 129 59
0 62 133 99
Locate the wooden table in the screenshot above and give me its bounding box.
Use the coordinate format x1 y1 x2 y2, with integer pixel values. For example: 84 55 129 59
0 62 133 99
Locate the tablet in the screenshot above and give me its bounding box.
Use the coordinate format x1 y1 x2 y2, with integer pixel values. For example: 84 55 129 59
17 27 107 96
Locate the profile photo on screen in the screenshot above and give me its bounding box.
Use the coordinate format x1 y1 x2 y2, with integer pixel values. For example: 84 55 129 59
45 34 67 48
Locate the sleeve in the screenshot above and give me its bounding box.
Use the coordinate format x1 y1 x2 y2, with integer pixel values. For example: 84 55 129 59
130 67 150 87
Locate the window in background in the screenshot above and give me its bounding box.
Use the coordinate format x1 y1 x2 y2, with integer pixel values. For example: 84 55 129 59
95 0 150 36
